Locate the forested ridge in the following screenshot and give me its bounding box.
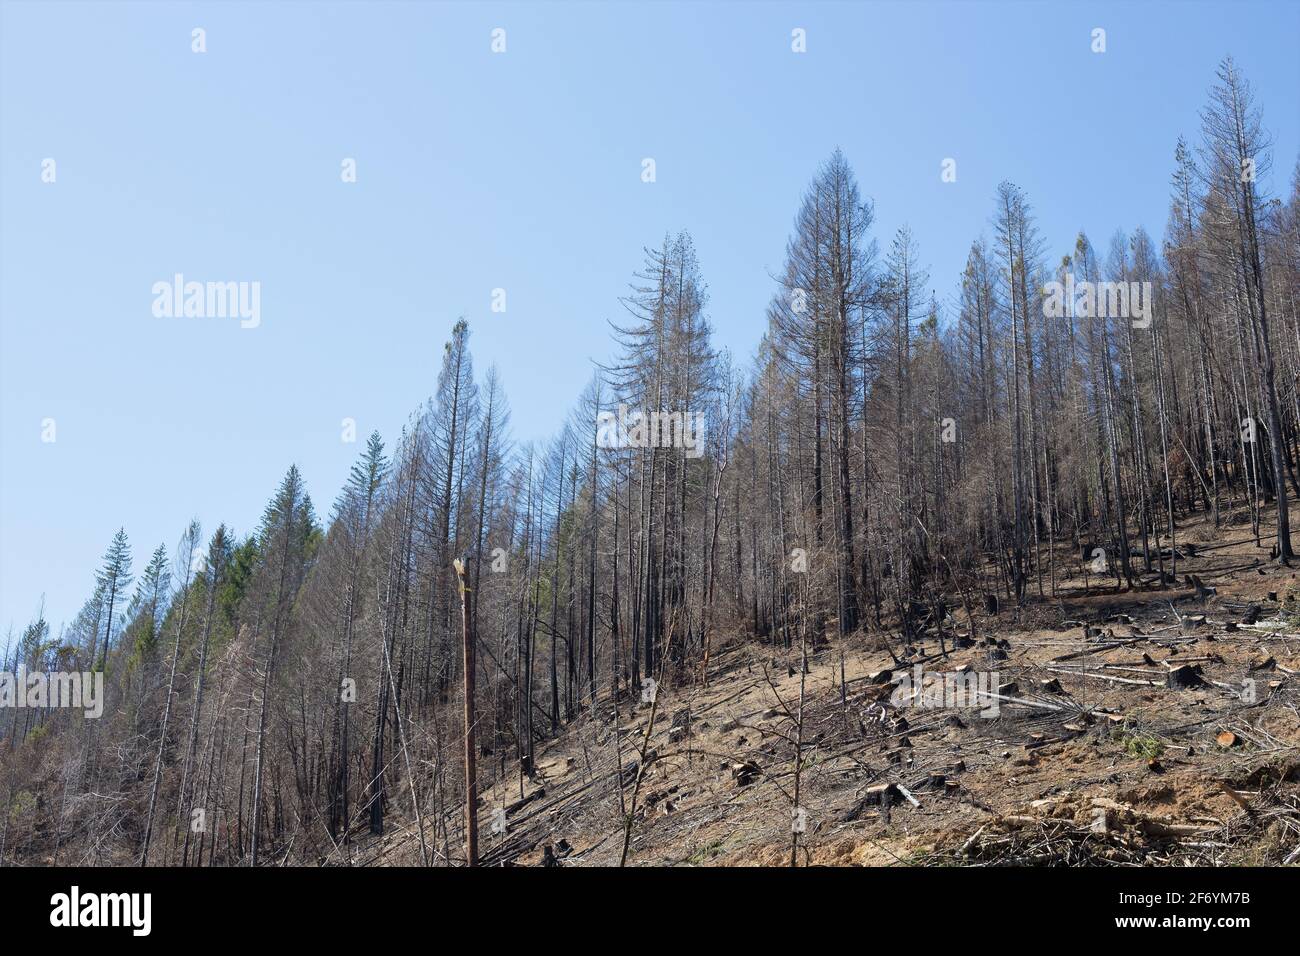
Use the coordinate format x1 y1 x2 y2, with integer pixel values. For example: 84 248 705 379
3 57 1298 866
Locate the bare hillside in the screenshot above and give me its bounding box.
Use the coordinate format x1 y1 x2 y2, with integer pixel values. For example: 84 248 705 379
419 508 1300 868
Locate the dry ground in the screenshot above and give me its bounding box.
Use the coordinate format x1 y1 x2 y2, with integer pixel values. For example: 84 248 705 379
383 504 1300 867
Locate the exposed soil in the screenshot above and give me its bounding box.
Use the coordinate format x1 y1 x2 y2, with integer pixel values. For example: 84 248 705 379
376 506 1300 867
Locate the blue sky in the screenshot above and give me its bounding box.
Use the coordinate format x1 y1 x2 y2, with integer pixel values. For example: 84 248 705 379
2 0 1297 636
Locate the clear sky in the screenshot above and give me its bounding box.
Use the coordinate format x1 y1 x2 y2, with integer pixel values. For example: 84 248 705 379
2 0 1297 636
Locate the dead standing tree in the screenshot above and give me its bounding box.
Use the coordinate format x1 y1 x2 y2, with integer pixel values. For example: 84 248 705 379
454 557 478 866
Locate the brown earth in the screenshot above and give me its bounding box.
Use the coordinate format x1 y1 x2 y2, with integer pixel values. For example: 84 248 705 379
382 505 1300 867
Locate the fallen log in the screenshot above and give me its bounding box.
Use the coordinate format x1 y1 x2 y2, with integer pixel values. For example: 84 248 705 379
1045 666 1161 687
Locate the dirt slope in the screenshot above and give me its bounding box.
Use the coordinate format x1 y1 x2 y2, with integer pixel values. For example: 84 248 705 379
422 509 1300 867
